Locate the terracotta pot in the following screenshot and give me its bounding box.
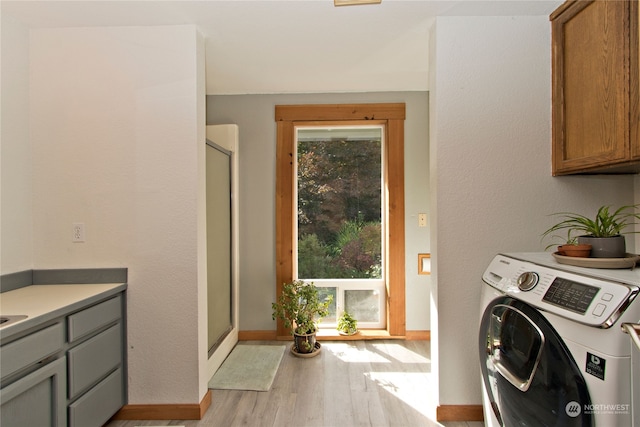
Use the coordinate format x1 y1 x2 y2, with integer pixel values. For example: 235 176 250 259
558 244 592 258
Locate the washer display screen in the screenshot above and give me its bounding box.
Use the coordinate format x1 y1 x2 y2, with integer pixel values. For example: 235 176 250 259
542 277 600 314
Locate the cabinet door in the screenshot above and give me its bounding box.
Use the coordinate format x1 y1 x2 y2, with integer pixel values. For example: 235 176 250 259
552 0 630 174
631 0 640 161
0 358 67 427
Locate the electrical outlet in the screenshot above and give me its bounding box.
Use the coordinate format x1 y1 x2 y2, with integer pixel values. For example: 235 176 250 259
418 213 427 227
72 223 85 242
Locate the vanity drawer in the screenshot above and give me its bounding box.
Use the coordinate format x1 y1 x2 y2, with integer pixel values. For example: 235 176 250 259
0 322 64 380
67 295 121 342
67 323 121 398
68 367 123 427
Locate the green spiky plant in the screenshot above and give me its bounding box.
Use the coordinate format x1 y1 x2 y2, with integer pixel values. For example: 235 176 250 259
542 205 640 244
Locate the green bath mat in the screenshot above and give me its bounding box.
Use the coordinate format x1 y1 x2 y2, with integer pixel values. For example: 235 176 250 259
208 344 286 391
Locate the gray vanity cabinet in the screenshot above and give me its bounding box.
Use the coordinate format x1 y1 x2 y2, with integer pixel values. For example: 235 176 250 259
0 291 126 427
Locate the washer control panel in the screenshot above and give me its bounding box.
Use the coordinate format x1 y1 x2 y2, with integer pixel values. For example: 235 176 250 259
542 277 599 314
483 254 639 328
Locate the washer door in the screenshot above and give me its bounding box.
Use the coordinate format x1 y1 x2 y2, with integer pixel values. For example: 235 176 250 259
479 296 593 426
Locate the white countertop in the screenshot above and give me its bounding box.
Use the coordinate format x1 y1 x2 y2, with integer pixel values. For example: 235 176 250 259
0 283 126 338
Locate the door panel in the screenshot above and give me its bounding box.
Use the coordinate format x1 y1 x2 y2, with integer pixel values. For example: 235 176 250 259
205 124 239 381
479 296 593 426
206 142 232 353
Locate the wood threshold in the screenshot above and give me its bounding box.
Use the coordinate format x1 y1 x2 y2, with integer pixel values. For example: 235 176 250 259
242 330 429 341
316 329 401 340
111 389 212 421
436 404 484 422
275 329 405 341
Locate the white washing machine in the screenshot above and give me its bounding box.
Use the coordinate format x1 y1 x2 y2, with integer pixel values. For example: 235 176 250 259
479 252 640 426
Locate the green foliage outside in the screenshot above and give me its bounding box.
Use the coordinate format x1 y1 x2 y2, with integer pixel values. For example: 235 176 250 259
297 136 382 279
298 221 381 279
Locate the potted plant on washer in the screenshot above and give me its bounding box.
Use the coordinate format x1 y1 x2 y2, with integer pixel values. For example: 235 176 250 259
542 204 640 258
272 279 332 356
336 310 358 336
544 230 592 258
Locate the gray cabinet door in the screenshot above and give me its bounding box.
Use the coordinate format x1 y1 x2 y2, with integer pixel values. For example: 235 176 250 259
0 357 67 427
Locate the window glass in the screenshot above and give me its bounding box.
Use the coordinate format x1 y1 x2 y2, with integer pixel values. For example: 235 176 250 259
296 127 382 279
345 289 380 323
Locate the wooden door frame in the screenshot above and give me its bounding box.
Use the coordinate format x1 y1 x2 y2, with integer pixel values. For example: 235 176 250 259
275 103 406 338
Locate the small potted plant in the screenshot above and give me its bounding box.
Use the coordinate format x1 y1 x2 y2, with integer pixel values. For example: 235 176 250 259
544 230 592 258
542 204 640 258
336 310 358 336
272 279 332 355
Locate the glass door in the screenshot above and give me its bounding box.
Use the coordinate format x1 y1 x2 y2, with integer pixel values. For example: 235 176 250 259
295 125 386 329
206 141 233 354
479 296 593 426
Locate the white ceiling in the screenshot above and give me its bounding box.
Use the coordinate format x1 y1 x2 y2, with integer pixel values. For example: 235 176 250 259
2 0 562 94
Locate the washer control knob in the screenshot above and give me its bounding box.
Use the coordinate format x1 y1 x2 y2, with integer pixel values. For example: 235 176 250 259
517 272 539 291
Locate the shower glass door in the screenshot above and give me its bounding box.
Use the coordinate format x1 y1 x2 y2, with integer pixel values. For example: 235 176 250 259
207 141 232 355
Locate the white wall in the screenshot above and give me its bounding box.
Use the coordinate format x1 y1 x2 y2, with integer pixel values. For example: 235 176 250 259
207 92 431 332
1 14 32 273
27 25 207 404
429 15 636 407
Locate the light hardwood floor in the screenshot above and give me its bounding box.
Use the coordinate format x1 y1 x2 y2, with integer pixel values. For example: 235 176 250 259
106 340 484 427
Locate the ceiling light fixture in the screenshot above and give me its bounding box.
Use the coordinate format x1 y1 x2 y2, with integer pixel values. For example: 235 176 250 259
334 0 382 6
